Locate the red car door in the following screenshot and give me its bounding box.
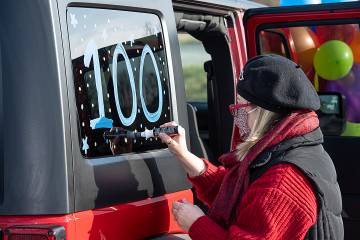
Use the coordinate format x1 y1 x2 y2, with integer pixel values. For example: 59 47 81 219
243 2 360 239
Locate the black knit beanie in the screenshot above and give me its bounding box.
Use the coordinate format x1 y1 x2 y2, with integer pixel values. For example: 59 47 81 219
237 54 320 114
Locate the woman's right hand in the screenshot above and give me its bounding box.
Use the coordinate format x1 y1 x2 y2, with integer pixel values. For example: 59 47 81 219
158 121 189 158
158 121 206 177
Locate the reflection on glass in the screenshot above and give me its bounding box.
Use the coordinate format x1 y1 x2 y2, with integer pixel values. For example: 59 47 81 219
67 7 172 157
319 95 340 114
260 30 288 57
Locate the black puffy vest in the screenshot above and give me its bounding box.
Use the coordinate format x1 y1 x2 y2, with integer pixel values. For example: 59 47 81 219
249 128 344 240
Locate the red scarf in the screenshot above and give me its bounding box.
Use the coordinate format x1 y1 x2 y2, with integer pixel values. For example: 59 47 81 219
208 110 319 226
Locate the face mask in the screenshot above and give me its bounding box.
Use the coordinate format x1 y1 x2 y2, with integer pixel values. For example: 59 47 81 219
230 104 258 141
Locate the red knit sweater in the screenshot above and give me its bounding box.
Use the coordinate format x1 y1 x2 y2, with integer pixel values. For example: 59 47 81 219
188 161 318 240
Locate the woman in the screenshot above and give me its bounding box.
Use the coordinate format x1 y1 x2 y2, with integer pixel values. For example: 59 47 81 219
158 55 343 240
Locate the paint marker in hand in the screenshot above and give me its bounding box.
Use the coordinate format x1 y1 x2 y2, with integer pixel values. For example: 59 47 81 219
103 126 179 140
141 126 179 139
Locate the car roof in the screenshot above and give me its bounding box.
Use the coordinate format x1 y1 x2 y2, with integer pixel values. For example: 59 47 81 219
174 0 266 10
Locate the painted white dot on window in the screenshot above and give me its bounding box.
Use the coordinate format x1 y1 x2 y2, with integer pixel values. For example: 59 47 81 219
94 142 97 147
138 108 140 113
153 47 156 51
89 74 92 79
83 24 87 29
160 45 163 49
107 68 110 72
159 57 162 61
81 38 84 42
109 108 112 113
81 104 84 110
136 49 140 54
103 57 106 61
94 24 97 28
80 70 83 74
107 19 110 23
163 61 165 65
134 139 137 143
163 90 166 95
140 123 143 128
150 138 153 142
134 67 136 71
107 93 110 98
108 50 111 54
165 114 167 118
83 14 87 19
160 70 162 74
163 77 166 82
78 87 82 92
134 129 137 132
87 83 90 88
82 122 85 127
91 103 95 108
140 141 143 145
168 106 170 110
113 145 116 149
124 138 128 143
132 58 135 62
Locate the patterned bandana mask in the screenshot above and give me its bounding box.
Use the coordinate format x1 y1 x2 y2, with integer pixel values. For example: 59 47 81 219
232 106 258 141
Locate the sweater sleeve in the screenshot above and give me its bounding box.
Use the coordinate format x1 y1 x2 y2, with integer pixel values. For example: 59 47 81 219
188 160 228 206
188 164 318 240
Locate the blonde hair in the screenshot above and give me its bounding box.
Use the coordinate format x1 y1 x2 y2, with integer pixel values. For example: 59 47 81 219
236 107 282 161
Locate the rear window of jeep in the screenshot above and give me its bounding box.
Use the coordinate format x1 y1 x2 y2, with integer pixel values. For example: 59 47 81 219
67 7 173 157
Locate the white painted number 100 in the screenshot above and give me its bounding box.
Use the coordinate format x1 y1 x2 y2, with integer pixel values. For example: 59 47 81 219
83 40 163 129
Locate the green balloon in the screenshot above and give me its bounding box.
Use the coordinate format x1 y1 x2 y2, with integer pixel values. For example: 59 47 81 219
314 40 353 80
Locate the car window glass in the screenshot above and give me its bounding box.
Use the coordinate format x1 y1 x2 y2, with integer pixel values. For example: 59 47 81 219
67 7 172 157
259 30 289 57
258 23 360 136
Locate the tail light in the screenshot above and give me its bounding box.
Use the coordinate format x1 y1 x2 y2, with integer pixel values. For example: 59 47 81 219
4 225 65 240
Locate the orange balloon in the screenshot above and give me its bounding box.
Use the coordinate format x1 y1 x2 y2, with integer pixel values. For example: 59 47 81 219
289 27 319 75
350 31 360 63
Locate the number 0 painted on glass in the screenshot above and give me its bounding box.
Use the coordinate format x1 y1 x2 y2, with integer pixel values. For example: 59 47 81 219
112 43 137 126
139 44 163 122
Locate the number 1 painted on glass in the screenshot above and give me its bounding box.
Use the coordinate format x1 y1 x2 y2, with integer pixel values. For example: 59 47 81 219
84 40 113 129
84 40 105 117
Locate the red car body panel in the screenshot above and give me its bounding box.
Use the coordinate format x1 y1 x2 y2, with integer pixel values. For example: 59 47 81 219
0 190 192 239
